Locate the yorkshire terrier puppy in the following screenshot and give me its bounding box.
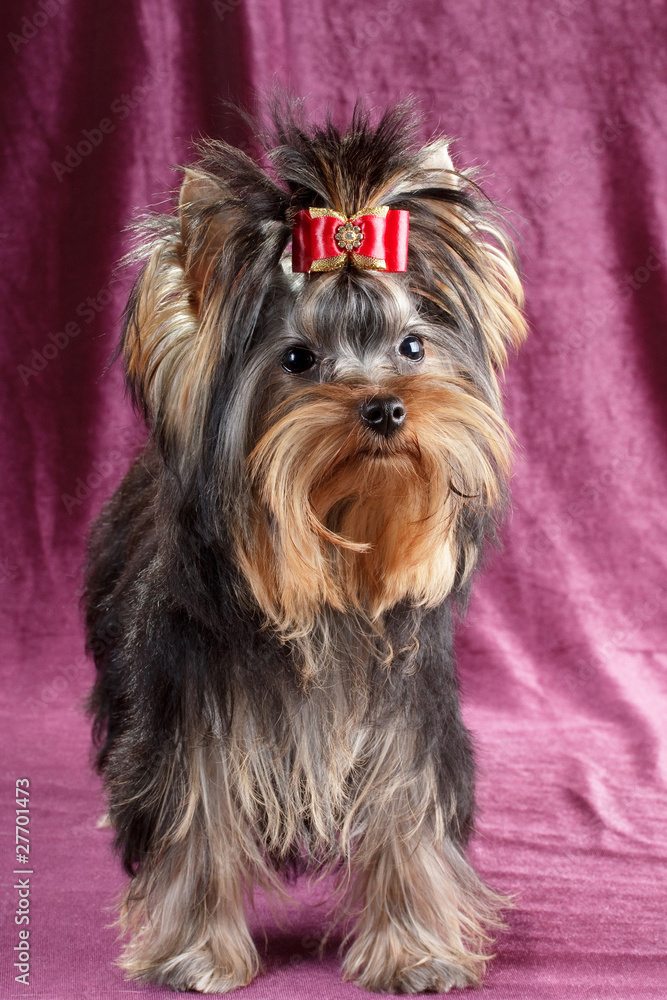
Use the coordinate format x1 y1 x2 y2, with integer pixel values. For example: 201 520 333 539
85 99 526 994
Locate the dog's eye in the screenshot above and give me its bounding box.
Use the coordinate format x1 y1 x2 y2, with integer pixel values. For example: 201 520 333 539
398 336 424 362
281 347 316 374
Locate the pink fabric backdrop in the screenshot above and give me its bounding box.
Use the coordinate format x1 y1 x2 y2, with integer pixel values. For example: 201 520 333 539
1 1 666 996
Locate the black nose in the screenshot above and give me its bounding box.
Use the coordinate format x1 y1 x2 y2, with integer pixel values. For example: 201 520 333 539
359 396 406 437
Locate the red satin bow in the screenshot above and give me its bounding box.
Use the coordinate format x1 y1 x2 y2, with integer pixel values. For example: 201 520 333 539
292 206 409 273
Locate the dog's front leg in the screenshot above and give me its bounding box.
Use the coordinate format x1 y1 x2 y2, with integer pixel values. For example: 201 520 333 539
340 771 502 993
114 740 261 993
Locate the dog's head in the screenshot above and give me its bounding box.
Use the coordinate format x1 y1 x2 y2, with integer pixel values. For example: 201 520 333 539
123 100 526 636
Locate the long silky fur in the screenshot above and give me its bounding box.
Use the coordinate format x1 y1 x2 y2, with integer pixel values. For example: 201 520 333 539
85 97 526 994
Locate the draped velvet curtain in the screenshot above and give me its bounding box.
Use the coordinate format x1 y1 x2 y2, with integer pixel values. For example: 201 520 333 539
1 1 666 997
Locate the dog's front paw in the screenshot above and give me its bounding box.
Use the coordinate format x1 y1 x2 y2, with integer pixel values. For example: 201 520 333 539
382 957 475 994
120 941 260 993
343 933 479 993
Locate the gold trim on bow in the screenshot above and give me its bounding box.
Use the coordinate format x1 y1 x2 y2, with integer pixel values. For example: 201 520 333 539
309 253 387 272
309 207 347 221
308 205 390 222
349 253 387 270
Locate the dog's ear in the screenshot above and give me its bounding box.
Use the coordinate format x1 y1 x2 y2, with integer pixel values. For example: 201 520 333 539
419 138 455 172
390 139 526 370
177 169 246 301
414 138 457 179
122 150 289 459
378 138 458 202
